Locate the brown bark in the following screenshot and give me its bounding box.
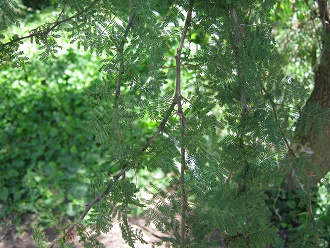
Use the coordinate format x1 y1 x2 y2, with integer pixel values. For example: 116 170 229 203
297 1 330 184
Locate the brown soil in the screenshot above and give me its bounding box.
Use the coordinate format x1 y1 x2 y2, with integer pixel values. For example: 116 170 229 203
0 216 166 248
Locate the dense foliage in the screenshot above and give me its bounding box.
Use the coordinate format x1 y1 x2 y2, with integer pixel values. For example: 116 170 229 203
1 0 330 247
0 48 108 223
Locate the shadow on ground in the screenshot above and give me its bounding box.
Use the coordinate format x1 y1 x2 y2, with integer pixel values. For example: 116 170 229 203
0 216 166 248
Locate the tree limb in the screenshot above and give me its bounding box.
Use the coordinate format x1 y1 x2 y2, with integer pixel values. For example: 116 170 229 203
175 1 194 247
49 90 177 248
48 2 194 247
317 0 330 27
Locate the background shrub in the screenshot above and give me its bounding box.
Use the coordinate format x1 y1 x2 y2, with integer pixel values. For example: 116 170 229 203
0 48 108 224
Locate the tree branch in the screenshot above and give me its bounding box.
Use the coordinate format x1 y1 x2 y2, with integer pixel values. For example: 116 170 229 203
3 0 101 47
49 190 105 247
48 3 193 247
141 101 177 152
49 89 177 248
175 2 193 247
232 8 247 116
317 0 330 28
115 1 135 100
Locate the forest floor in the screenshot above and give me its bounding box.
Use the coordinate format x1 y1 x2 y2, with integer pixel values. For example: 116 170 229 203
0 215 167 248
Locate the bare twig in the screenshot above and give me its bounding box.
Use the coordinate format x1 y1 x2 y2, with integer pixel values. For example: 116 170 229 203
175 2 194 247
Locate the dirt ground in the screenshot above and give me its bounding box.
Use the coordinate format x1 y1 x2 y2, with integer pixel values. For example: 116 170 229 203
0 216 167 248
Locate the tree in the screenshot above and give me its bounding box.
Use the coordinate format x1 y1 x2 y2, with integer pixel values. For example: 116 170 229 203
272 0 330 188
308 0 330 179
1 0 328 247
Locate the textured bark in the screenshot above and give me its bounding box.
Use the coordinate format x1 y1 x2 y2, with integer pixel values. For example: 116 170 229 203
298 1 330 184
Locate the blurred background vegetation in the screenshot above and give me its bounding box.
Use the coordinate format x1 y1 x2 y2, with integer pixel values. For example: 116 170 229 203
0 0 329 246
0 33 108 225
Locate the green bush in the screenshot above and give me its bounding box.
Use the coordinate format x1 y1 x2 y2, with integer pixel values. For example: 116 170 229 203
0 48 108 224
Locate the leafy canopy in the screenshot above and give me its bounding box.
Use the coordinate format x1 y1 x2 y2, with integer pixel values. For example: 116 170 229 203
1 0 327 247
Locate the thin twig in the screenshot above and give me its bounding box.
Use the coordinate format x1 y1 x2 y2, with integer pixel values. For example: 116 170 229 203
115 1 135 100
232 8 247 117
141 101 177 152
175 2 193 247
3 0 101 47
54 0 69 24
49 191 105 247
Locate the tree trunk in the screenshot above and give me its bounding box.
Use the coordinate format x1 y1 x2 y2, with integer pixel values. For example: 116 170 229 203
298 0 330 185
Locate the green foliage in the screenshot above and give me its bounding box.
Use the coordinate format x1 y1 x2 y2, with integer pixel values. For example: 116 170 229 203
316 174 330 247
1 0 329 247
0 48 107 223
0 0 20 29
271 0 318 97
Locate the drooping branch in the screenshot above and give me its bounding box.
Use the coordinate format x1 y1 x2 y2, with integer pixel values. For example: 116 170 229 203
175 2 193 247
49 190 105 247
49 2 194 247
49 90 177 248
3 0 101 47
